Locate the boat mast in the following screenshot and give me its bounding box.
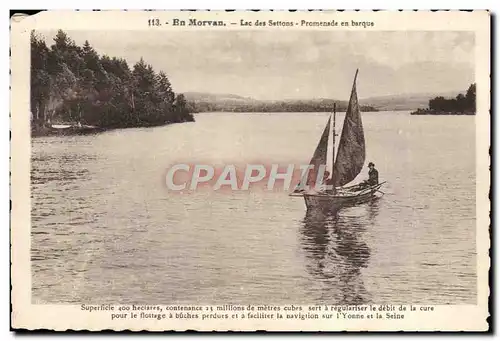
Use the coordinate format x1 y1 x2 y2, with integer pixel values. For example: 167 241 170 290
329 103 337 193
332 102 336 167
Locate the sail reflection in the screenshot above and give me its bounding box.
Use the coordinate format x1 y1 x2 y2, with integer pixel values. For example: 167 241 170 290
300 201 380 305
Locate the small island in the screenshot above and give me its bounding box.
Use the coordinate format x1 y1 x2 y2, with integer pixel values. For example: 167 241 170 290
31 30 194 137
410 84 476 116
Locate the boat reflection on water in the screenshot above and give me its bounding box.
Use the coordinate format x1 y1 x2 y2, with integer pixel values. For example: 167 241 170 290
299 200 380 305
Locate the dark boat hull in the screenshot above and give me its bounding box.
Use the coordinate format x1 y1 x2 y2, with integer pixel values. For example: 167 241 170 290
302 183 385 212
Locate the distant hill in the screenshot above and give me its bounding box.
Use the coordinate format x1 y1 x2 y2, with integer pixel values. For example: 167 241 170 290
183 92 375 113
184 91 463 113
183 92 252 102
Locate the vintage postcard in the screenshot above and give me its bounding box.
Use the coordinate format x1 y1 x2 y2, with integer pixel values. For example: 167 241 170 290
10 10 490 331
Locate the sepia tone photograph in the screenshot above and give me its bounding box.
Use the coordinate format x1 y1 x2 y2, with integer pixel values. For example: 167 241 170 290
11 10 490 331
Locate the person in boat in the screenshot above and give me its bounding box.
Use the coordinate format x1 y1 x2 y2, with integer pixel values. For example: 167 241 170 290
316 170 330 192
302 168 330 194
362 162 379 187
309 169 331 193
323 170 330 185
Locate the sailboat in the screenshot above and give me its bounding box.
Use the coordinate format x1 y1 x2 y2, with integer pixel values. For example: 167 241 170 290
291 69 386 211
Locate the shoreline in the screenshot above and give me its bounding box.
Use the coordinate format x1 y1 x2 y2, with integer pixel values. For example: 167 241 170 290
31 119 195 138
410 109 475 116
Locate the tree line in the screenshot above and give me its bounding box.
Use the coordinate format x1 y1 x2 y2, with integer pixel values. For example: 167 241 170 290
412 83 476 115
428 83 476 113
187 98 377 113
30 30 194 131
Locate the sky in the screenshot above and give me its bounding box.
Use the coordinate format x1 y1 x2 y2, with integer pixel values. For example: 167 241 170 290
40 30 475 100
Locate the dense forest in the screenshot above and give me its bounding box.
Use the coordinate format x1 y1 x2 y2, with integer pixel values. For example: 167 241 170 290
411 83 476 115
30 30 194 133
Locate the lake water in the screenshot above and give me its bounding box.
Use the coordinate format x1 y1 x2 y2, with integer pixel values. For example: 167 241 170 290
31 111 476 305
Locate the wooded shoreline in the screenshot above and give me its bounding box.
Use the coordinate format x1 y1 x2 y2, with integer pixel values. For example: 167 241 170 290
410 84 476 116
31 117 195 138
31 29 195 137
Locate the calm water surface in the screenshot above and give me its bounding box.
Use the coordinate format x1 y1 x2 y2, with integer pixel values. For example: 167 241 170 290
31 111 476 305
